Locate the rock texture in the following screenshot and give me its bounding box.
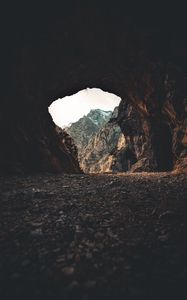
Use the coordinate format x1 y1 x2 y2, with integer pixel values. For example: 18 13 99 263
0 172 187 299
55 126 81 172
65 109 112 152
0 108 82 174
80 108 128 173
116 66 187 172
65 107 132 173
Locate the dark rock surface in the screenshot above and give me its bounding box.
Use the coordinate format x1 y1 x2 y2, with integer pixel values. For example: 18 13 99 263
0 173 186 299
116 66 187 173
0 109 82 175
55 126 81 173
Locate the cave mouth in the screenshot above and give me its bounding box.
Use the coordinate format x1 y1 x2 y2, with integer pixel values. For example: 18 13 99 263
48 88 122 173
48 90 175 174
48 88 121 128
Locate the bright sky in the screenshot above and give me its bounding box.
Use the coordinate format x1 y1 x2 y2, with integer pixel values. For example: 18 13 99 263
48 88 121 127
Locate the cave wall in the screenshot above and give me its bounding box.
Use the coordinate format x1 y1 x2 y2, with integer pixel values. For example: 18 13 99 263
0 2 186 173
117 62 187 172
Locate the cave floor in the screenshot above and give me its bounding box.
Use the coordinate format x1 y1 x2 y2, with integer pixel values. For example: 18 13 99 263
0 172 187 300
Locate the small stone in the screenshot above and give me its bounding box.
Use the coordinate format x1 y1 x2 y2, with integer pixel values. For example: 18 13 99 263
158 234 169 242
56 256 65 263
30 228 43 237
53 248 61 253
94 232 104 240
159 210 174 219
30 221 43 227
62 267 75 276
75 225 81 232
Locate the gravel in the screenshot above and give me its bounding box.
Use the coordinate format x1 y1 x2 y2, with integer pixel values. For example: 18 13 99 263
0 172 186 299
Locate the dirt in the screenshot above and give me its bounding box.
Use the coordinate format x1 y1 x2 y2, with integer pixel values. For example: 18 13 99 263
0 172 187 300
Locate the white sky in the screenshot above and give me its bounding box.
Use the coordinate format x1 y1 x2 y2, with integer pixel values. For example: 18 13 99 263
48 88 121 127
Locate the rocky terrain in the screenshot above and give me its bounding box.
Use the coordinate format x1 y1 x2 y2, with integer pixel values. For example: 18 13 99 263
65 107 134 174
65 109 112 152
80 107 128 173
0 172 186 299
65 108 127 173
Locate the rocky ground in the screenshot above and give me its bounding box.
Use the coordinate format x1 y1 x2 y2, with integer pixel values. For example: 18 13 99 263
0 172 187 300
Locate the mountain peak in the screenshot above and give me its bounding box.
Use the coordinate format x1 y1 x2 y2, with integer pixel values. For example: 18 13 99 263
65 108 112 150
87 109 112 126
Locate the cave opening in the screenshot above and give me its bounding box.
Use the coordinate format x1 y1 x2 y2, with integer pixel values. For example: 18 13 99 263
48 88 122 173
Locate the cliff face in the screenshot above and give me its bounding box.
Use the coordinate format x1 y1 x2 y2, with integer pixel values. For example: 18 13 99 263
55 126 81 173
80 122 123 173
65 109 112 152
116 64 187 172
80 108 128 173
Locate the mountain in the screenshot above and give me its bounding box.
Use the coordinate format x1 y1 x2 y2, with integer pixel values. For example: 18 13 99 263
86 109 112 127
64 107 129 173
65 109 112 152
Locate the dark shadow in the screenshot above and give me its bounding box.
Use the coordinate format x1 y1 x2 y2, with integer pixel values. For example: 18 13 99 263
153 122 173 171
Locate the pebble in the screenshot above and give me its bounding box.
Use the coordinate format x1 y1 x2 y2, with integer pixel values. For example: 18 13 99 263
56 256 65 263
158 234 169 242
159 210 175 220
53 248 61 253
62 267 75 276
30 228 43 236
94 232 104 240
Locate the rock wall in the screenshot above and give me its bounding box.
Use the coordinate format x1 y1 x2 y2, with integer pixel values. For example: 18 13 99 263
116 64 187 172
0 105 82 174
80 122 124 173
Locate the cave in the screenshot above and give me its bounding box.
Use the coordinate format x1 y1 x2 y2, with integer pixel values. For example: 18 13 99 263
1 2 186 174
0 2 187 300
